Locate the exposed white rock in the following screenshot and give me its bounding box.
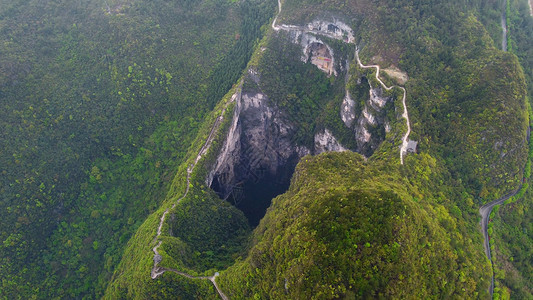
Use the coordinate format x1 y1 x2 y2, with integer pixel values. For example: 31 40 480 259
362 107 377 126
341 91 356 127
206 90 243 189
369 87 389 108
248 68 260 84
385 121 391 133
356 125 371 143
297 145 312 157
314 129 347 154
300 33 336 76
306 19 355 43
207 88 311 199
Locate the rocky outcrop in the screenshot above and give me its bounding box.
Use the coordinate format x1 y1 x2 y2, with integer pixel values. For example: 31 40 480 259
351 80 392 156
305 19 355 43
341 90 356 128
283 32 338 76
300 34 336 76
206 71 350 224
207 89 310 202
314 129 347 154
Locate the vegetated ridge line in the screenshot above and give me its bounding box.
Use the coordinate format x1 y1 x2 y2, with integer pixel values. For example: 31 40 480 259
478 1 525 296
272 0 410 164
149 85 241 300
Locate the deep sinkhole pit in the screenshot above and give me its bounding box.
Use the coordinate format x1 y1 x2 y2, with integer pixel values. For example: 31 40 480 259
210 152 299 228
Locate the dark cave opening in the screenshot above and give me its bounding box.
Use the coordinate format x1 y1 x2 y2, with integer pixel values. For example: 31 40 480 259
210 155 298 228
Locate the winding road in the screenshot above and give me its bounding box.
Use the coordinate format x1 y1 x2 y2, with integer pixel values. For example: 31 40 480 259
477 2 530 297
145 2 531 300
149 0 412 297
149 1 524 299
479 190 518 296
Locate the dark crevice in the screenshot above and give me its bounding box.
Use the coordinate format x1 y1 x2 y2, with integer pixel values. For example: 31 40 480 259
210 155 297 227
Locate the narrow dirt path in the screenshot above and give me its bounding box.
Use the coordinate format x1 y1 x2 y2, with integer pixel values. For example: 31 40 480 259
354 49 410 164
150 1 411 297
150 85 241 300
273 0 410 164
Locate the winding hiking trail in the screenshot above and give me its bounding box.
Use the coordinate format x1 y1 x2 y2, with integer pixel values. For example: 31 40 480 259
149 86 240 300
147 1 529 300
274 0 528 298
354 49 410 164
273 0 411 164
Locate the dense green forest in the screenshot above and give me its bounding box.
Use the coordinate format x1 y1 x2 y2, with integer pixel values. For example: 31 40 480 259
487 0 533 298
1 0 532 298
0 0 274 298
218 152 492 298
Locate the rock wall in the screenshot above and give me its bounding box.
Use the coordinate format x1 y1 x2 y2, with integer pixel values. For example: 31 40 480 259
350 79 392 156
207 88 310 201
314 129 347 154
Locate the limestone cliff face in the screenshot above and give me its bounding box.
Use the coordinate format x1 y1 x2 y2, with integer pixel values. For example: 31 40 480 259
206 73 350 202
339 84 393 157
341 90 356 128
351 80 392 157
206 87 310 201
314 129 347 154
208 18 394 200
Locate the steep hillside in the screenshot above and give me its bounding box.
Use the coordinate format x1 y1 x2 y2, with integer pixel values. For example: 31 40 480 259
105 0 529 298
0 0 274 298
1 0 531 298
218 152 492 299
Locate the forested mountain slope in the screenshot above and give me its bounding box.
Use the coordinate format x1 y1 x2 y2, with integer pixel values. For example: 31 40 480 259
106 0 530 298
482 0 533 298
0 0 274 298
1 0 531 299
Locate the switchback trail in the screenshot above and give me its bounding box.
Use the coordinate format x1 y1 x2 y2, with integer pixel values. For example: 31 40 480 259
354 49 410 164
272 0 411 164
150 1 411 297
149 85 241 300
